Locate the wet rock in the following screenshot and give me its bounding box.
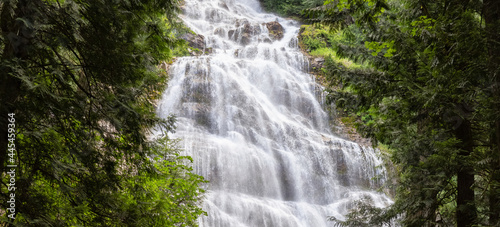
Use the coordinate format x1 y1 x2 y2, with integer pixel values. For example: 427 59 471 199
314 57 325 63
218 2 229 10
229 20 264 46
180 32 212 55
242 46 258 59
214 27 225 37
309 57 325 72
243 23 261 34
181 32 205 49
234 18 249 28
333 149 350 186
183 102 213 129
263 38 272 43
237 23 261 45
288 37 299 48
264 21 284 40
241 34 251 46
228 29 235 38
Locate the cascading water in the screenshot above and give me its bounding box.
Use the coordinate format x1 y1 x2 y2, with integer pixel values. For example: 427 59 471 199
158 0 392 226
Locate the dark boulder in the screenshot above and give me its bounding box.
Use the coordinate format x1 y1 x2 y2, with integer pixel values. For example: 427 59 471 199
180 32 212 55
228 21 263 46
181 33 205 49
264 21 284 40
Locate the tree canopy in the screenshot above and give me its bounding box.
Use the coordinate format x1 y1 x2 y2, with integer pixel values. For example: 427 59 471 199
306 0 500 226
0 0 205 225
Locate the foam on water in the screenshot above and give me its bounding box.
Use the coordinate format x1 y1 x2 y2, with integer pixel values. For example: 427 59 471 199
158 0 392 226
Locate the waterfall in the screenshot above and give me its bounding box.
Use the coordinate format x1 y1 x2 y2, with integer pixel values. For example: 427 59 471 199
158 0 392 226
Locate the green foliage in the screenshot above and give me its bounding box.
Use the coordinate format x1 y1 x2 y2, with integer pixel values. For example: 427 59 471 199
308 0 500 226
329 198 397 227
304 0 389 28
117 137 206 226
171 23 199 59
299 24 366 69
410 16 436 37
364 41 395 57
299 24 330 51
258 0 323 17
0 0 206 225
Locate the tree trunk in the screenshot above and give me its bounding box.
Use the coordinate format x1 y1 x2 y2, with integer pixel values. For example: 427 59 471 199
455 118 476 227
483 0 500 225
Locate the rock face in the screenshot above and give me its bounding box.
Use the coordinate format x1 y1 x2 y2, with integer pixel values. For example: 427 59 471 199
264 21 284 40
228 20 262 46
296 26 325 74
224 20 284 46
180 32 212 55
240 23 254 45
180 33 205 49
309 57 325 72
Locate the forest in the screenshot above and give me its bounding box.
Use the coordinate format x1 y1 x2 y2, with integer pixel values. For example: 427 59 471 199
1 0 499 226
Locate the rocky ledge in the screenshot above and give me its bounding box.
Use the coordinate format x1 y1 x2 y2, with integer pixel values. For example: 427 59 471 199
263 21 284 41
180 32 212 56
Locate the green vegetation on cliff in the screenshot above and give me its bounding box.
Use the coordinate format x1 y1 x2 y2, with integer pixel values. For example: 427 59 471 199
258 0 323 17
306 0 500 226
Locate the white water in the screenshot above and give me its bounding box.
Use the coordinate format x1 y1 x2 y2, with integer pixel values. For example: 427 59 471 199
158 0 392 226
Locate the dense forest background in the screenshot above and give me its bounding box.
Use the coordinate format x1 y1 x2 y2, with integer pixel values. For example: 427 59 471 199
1 0 500 226
0 0 205 225
300 0 500 226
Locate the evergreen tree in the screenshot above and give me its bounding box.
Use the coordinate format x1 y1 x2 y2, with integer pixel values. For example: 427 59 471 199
258 0 324 17
306 0 500 226
0 0 205 225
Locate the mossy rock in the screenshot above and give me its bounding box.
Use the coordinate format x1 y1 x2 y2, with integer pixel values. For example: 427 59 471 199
264 21 284 40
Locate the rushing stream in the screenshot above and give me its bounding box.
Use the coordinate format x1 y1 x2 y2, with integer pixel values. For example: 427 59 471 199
158 0 392 226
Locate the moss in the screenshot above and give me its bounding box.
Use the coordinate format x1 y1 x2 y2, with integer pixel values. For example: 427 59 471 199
269 29 283 40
